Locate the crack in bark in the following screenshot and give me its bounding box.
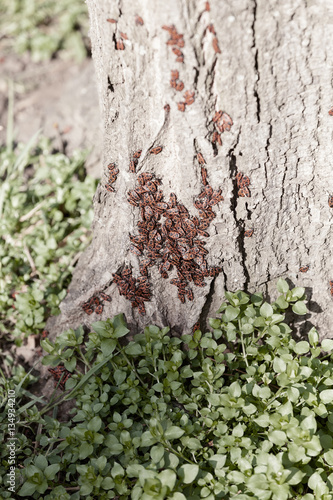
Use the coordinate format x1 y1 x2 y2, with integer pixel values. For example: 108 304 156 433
251 0 260 123
228 131 250 291
200 274 217 330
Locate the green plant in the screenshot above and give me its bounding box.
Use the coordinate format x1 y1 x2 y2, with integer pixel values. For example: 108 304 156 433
0 0 89 62
2 280 333 499
0 133 98 343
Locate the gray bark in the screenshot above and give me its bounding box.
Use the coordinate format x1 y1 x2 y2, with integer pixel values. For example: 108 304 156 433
52 0 333 338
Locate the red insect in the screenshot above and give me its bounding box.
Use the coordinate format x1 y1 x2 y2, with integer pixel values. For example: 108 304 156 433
244 229 254 237
212 131 222 145
178 102 186 112
129 160 136 173
135 15 144 25
176 39 185 48
205 1 210 10
328 195 333 208
184 91 195 105
238 187 251 198
213 110 223 122
150 146 163 155
105 183 115 192
170 79 177 89
201 167 208 186
100 292 111 302
299 265 309 273
172 48 183 57
329 108 333 116
133 150 142 159
171 70 179 80
175 81 184 92
41 329 49 339
107 18 117 23
120 32 128 40
176 55 184 63
221 112 233 131
95 304 103 315
116 39 125 50
212 37 221 54
197 152 206 165
107 162 116 171
192 322 200 333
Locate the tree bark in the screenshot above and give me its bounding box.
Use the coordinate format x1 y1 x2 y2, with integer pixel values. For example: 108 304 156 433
52 0 333 338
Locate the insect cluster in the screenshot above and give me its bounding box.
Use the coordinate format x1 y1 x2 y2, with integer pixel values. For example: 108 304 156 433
211 110 233 147
81 292 111 316
124 164 223 309
105 163 119 192
129 150 142 173
162 24 185 61
48 366 71 391
162 25 195 112
170 70 184 92
236 171 251 198
113 266 150 315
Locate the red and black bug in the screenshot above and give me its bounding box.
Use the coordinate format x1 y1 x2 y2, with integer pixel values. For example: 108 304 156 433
184 90 195 105
244 229 254 237
178 102 186 112
175 81 184 92
238 187 251 198
328 195 333 208
171 70 179 80
107 18 117 23
41 329 49 339
116 39 125 50
299 265 309 273
100 292 111 302
95 304 103 315
212 37 221 54
133 150 142 159
329 108 333 116
150 146 163 155
135 15 144 25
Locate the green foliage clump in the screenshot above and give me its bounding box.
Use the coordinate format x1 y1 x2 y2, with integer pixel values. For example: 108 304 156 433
0 0 89 61
0 134 98 342
2 280 333 499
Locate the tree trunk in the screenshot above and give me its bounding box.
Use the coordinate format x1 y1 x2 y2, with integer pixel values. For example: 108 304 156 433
52 0 333 338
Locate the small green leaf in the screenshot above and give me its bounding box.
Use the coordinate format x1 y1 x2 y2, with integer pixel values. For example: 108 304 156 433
321 339 333 352
293 341 310 354
292 301 307 315
224 305 240 321
260 302 273 318
178 464 199 484
320 389 333 404
34 455 48 471
100 339 117 356
276 278 289 293
164 426 185 440
308 327 319 347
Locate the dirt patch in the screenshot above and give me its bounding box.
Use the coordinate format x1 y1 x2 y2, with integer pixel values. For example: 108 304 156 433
0 53 102 177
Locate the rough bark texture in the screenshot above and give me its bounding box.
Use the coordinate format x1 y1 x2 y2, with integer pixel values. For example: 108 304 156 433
52 0 333 339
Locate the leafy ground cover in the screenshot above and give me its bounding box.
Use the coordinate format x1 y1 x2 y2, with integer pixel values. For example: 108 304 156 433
1 280 333 499
0 0 89 62
0 132 98 345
